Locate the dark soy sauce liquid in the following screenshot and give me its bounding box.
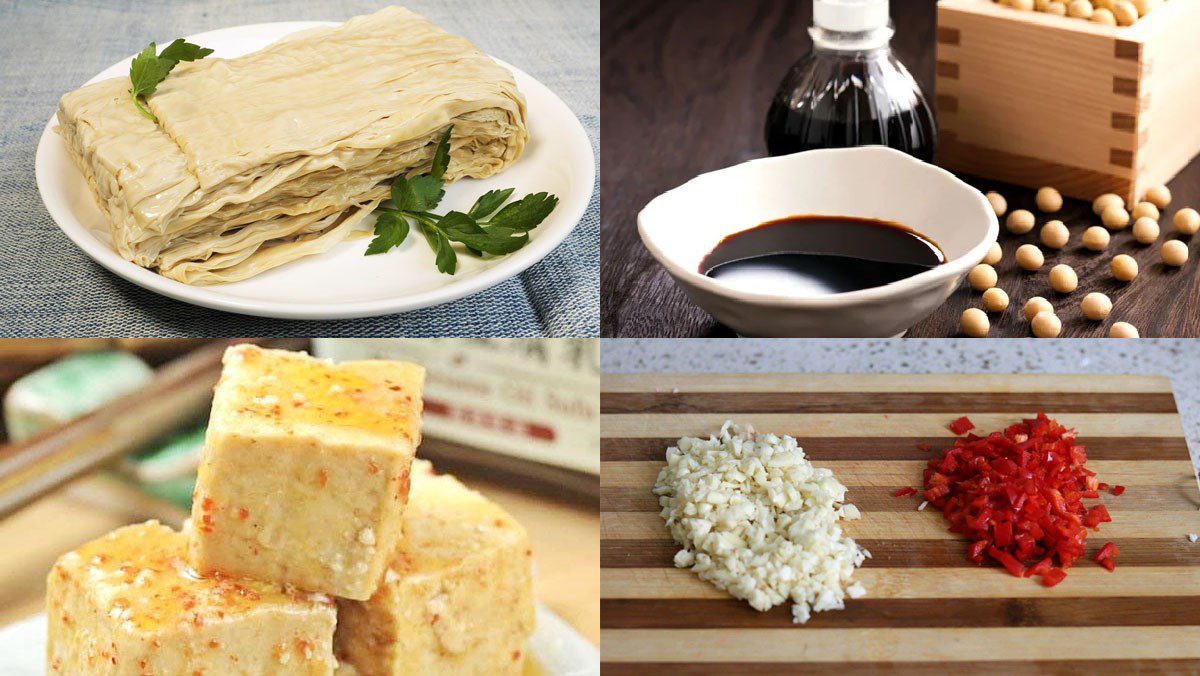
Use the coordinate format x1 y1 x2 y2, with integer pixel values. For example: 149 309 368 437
765 45 937 162
700 215 944 296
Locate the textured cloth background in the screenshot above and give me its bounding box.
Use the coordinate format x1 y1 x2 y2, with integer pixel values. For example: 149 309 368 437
0 0 598 337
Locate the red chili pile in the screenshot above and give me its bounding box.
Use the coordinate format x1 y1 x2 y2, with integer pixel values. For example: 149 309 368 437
922 413 1118 587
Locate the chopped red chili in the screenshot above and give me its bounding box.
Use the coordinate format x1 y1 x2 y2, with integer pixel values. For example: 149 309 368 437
987 546 1027 577
968 539 989 564
924 413 1113 586
1083 504 1112 528
1025 555 1053 578
1094 541 1119 561
1112 485 1126 496
1041 568 1067 587
892 487 918 497
948 416 975 435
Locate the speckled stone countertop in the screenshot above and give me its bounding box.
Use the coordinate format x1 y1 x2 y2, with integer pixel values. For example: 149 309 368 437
601 339 1200 472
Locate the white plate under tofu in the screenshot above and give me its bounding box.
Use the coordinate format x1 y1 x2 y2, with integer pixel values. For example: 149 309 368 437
35 20 594 319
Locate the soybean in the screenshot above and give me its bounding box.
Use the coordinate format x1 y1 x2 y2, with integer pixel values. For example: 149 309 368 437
1067 0 1093 17
1006 209 1035 235
1131 202 1159 221
1036 187 1063 213
983 241 1003 265
1110 322 1140 338
1162 240 1189 267
1049 264 1078 293
1101 204 1130 230
1024 296 1054 321
1081 293 1113 320
1082 226 1111 251
1016 244 1045 271
1031 311 1062 338
1144 185 1171 208
1111 254 1138 282
986 192 1007 218
1174 208 1200 235
1040 220 1069 249
969 264 998 291
1093 193 1124 215
982 287 1010 313
1132 217 1159 244
961 308 990 338
1113 0 1139 24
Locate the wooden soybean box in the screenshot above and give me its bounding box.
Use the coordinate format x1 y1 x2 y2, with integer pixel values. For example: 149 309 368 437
935 0 1200 203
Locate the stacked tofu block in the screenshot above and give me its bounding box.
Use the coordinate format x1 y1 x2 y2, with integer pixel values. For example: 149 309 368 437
46 344 536 675
46 521 339 674
191 344 425 600
336 461 536 675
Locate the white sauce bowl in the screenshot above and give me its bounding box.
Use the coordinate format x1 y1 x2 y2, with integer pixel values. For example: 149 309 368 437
637 146 997 337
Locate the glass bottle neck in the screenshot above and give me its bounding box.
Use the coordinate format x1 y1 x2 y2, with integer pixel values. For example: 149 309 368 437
809 25 893 54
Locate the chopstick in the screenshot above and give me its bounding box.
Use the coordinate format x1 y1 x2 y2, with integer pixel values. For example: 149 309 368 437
0 339 307 520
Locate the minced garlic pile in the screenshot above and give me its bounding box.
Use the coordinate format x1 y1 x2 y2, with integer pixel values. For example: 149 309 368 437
653 421 868 623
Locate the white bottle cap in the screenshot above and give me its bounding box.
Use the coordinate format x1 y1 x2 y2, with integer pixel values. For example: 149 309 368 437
813 0 890 33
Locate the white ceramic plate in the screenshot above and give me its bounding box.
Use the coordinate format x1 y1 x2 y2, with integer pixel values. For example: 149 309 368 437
35 21 595 320
0 606 598 675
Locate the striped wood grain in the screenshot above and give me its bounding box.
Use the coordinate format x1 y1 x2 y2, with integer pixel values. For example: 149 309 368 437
600 373 1200 670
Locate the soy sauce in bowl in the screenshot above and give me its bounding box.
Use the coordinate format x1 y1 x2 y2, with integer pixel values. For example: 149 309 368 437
699 215 944 296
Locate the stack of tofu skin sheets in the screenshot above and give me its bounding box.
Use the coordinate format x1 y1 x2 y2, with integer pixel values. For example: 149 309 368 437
56 7 528 284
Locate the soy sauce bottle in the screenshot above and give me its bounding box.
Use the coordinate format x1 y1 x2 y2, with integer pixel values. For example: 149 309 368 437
765 0 936 163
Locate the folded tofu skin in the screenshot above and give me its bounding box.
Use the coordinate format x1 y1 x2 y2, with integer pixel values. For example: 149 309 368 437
56 6 528 284
335 461 536 676
46 521 338 675
191 344 424 601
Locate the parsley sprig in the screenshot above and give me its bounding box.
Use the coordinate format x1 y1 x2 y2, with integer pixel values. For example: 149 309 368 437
128 39 214 122
366 126 558 274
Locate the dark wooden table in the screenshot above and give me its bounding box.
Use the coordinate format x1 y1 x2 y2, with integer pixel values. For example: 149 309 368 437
600 0 1200 337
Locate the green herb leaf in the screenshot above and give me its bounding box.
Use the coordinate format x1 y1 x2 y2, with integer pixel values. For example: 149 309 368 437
487 192 560 231
439 212 530 255
128 39 213 122
157 38 214 63
365 211 410 255
437 211 486 239
409 175 446 211
467 188 515 220
389 176 413 212
429 126 453 180
368 137 555 274
129 44 168 120
391 174 445 212
420 227 457 275
129 43 167 96
463 227 531 255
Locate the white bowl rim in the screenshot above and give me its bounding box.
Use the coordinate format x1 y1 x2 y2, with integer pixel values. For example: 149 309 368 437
637 146 997 307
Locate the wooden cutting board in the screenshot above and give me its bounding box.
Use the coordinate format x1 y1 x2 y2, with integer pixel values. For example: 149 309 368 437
600 373 1200 673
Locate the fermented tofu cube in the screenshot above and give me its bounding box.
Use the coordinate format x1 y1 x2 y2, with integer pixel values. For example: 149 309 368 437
334 462 536 676
190 344 424 600
46 521 337 675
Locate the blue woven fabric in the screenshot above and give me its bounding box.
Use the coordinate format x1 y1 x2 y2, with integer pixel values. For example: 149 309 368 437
0 0 598 337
